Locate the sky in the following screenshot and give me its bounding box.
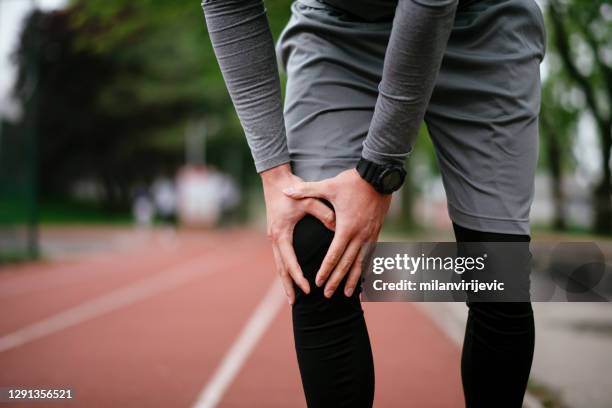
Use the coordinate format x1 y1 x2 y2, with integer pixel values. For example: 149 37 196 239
0 0 66 118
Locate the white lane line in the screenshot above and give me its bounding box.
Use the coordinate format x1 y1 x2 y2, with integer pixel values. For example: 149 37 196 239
191 279 285 408
0 250 238 353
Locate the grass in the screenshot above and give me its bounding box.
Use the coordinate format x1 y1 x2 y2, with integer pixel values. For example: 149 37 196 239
527 380 566 408
37 200 132 224
0 198 131 225
0 250 41 266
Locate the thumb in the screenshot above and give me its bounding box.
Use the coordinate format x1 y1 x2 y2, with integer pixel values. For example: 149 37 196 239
283 180 329 200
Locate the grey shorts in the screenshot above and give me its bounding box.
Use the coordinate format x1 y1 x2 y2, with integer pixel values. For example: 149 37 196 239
276 0 546 235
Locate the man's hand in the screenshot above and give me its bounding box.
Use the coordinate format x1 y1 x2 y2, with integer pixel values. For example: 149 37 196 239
261 164 336 305
283 169 391 298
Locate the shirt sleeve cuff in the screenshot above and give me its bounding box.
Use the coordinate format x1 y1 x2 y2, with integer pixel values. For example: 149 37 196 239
361 145 411 167
254 153 291 173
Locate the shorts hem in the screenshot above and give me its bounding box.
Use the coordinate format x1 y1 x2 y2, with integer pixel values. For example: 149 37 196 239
290 158 359 181
448 204 530 236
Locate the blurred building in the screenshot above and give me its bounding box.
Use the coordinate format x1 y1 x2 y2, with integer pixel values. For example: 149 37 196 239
176 165 240 228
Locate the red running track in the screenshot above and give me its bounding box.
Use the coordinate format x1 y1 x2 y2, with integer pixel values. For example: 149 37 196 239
0 227 463 407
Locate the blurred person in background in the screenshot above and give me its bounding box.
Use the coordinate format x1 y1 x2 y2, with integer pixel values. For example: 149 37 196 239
202 0 545 407
152 176 177 224
206 169 241 217
132 185 155 227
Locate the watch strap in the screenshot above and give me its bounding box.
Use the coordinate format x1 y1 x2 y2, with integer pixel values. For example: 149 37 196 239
356 157 382 186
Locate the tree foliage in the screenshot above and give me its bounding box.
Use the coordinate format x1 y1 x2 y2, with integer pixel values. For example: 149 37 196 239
11 0 293 210
545 0 612 233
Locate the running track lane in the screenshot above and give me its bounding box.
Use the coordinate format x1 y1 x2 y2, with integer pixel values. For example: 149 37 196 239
0 228 463 407
219 303 464 407
0 230 230 334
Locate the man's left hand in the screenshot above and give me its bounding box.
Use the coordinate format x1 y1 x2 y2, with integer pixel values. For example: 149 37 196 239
283 169 392 298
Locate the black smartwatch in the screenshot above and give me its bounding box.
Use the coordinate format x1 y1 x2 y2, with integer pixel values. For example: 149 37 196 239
356 157 406 194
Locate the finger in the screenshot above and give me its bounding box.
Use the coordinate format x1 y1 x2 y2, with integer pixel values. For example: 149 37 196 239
278 235 311 295
303 199 336 231
273 245 295 305
315 230 350 287
323 239 361 298
283 180 330 200
344 245 366 297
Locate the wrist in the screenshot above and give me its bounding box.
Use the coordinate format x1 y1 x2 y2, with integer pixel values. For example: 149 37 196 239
351 168 384 195
356 157 406 195
260 163 292 187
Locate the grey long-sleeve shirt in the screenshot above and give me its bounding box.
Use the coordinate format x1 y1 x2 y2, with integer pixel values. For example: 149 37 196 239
202 0 458 172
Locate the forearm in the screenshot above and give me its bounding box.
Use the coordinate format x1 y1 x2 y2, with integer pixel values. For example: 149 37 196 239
202 0 290 172
362 0 458 166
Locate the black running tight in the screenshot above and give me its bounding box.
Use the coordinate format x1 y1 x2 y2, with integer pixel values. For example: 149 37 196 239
292 214 374 408
291 215 534 408
453 223 535 408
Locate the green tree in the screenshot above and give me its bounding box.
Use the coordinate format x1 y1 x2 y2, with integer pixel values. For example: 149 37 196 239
547 0 612 233
539 78 578 230
11 1 294 212
13 9 198 209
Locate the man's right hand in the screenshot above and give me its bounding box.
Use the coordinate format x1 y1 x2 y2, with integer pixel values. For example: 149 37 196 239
261 164 336 305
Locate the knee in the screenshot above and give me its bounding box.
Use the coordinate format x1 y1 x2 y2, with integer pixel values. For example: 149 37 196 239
293 214 334 284
292 214 363 320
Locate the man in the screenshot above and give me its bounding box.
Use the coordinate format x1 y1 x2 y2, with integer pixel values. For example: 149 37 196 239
202 0 545 406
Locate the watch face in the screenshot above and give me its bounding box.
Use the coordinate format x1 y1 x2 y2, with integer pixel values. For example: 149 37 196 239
380 168 404 193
